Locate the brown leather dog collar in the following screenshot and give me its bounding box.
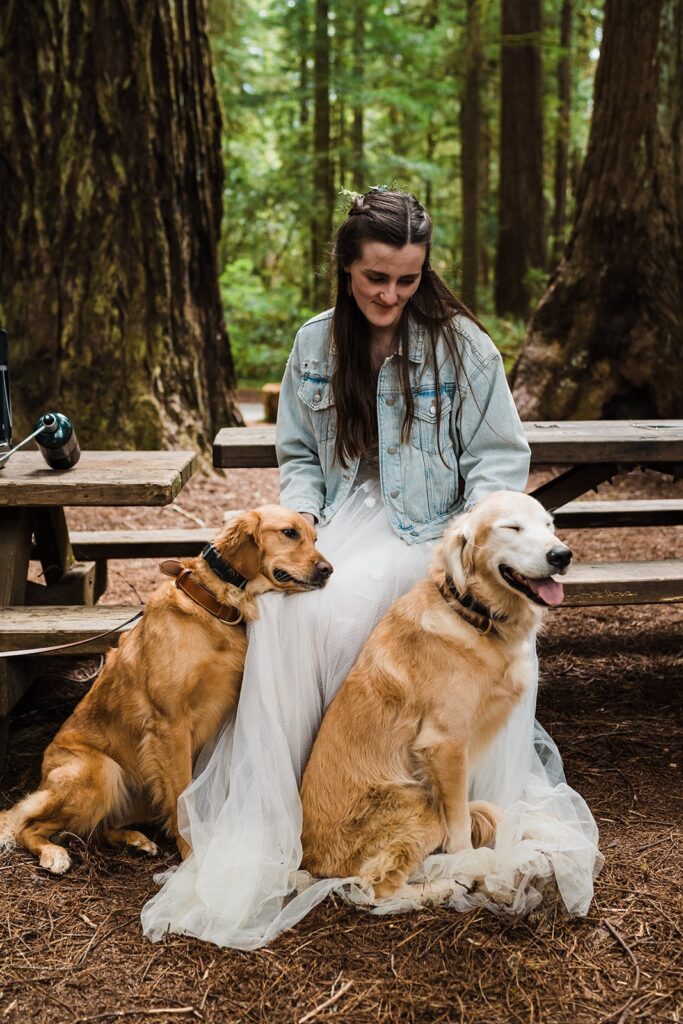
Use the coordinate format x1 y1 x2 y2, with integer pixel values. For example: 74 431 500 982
160 560 244 625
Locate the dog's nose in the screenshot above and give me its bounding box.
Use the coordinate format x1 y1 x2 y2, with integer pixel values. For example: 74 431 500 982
546 545 572 570
315 560 333 579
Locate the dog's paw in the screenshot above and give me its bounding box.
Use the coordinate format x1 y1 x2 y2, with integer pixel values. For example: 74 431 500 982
39 845 71 875
127 833 158 856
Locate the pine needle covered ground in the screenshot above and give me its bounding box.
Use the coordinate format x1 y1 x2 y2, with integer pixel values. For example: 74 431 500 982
1 465 681 1024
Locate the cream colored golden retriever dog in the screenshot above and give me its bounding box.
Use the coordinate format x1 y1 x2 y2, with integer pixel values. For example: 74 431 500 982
301 490 570 899
1 506 332 875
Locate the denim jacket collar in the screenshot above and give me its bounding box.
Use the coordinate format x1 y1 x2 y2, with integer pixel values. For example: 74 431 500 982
329 314 426 363
399 316 426 363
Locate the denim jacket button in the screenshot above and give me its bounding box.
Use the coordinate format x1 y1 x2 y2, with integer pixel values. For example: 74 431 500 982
388 445 397 454
390 488 399 498
411 530 419 537
313 393 321 403
385 397 395 406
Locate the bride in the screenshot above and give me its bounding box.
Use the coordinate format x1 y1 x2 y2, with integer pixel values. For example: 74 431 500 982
141 189 602 949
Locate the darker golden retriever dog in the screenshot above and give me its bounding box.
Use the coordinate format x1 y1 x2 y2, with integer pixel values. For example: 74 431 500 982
301 490 570 900
1 506 332 874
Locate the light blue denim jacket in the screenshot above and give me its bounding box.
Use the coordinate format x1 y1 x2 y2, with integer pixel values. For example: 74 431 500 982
276 309 530 544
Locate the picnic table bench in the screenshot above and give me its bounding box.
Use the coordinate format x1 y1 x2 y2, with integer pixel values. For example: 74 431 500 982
0 450 197 761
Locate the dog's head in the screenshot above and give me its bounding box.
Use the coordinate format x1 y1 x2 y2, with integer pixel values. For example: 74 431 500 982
441 491 571 620
213 505 333 592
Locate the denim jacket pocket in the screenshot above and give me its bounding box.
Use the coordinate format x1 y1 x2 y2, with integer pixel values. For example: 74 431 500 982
410 391 453 455
297 377 336 441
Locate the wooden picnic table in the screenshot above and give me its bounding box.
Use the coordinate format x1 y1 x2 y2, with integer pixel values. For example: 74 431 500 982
213 419 683 509
211 419 683 611
0 450 198 757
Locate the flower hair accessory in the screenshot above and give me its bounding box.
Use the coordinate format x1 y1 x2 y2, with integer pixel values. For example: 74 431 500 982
346 185 391 217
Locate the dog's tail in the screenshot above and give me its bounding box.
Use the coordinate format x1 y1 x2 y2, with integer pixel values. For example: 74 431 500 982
0 806 21 850
469 800 502 848
0 790 58 851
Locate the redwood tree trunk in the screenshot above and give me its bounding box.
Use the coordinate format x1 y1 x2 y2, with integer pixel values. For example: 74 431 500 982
350 0 365 192
311 0 333 310
551 0 572 267
0 0 241 449
460 0 482 311
511 0 683 419
495 0 545 318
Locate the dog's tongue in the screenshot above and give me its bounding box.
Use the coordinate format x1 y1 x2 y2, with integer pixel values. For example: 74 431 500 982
526 576 565 607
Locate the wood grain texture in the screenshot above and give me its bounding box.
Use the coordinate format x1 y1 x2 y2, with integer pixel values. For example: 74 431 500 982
0 605 142 654
561 560 683 606
212 422 683 469
0 450 197 506
0 0 242 448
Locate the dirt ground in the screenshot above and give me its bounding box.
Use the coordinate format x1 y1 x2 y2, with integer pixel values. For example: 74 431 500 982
1 462 681 1024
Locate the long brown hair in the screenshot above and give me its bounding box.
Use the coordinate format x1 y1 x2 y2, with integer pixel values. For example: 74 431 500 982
331 189 483 468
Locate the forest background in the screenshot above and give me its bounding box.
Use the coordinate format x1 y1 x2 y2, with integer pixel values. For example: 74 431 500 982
0 0 681 449
214 0 599 386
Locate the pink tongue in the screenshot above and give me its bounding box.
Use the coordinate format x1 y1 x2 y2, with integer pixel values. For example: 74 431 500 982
526 576 565 607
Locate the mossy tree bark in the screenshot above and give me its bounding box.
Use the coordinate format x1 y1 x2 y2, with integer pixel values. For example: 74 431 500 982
311 0 333 311
495 0 545 319
460 0 482 312
511 0 683 420
0 0 241 450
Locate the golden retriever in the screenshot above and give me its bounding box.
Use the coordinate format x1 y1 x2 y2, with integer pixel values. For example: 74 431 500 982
300 490 570 899
1 506 332 874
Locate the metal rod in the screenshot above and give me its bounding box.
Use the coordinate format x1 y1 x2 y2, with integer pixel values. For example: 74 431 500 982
0 425 44 467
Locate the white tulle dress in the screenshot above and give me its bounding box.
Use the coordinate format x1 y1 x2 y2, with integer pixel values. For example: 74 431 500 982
141 468 603 950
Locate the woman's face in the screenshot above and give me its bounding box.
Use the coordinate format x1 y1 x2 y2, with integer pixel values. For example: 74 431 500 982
345 241 426 335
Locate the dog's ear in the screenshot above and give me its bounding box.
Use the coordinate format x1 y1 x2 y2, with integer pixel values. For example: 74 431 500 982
214 510 262 579
443 512 473 593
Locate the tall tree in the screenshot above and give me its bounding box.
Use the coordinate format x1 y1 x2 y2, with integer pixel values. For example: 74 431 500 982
0 0 240 448
551 0 573 267
495 0 545 318
460 0 483 311
511 0 683 419
311 0 334 309
350 0 366 192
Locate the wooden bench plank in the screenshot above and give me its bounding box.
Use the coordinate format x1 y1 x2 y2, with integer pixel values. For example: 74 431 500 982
64 499 683 563
0 605 142 654
553 499 683 528
69 529 215 559
561 560 683 606
1 558 681 659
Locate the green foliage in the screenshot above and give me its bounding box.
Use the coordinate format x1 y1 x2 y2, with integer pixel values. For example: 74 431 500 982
220 258 313 383
209 0 604 384
483 316 529 374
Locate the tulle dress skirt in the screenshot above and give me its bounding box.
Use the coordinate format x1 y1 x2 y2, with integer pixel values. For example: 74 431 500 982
141 472 603 950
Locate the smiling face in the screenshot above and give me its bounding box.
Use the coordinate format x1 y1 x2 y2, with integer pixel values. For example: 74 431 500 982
345 241 426 338
443 491 573 613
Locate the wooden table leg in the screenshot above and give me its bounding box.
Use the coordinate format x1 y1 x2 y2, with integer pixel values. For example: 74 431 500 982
28 506 106 605
530 463 625 509
0 507 32 769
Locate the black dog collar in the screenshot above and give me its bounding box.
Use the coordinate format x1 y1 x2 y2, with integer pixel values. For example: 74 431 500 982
201 543 248 590
438 573 507 635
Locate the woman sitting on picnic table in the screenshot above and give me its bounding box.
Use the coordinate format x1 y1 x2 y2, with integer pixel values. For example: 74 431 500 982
141 189 602 949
